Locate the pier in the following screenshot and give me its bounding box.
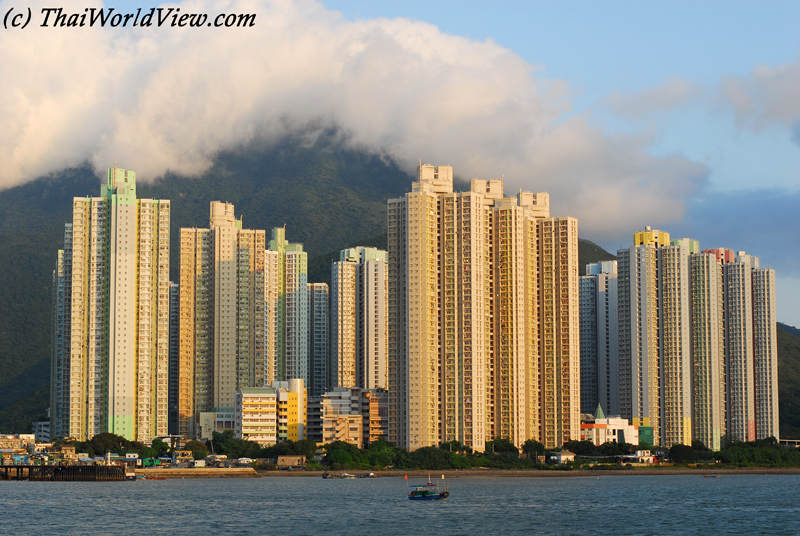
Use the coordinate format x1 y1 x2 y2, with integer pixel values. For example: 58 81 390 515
0 465 126 482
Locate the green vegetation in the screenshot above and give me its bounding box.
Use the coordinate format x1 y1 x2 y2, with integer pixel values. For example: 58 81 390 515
52 430 800 471
578 238 616 268
60 432 169 459
778 322 800 438
668 437 800 467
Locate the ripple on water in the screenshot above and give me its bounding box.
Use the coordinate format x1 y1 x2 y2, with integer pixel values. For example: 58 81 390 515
1 474 798 534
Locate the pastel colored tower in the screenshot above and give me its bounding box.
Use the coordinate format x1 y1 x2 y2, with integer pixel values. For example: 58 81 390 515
51 166 170 442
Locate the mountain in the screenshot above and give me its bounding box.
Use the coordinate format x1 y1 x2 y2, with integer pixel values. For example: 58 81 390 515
0 135 796 436
778 322 800 438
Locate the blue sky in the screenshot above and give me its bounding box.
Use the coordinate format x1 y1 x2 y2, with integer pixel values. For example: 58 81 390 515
2 0 799 324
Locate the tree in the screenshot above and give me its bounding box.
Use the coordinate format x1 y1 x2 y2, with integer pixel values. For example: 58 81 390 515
669 444 698 464
185 440 208 453
562 440 595 456
408 446 453 469
185 440 209 460
491 437 519 454
598 441 624 456
326 449 353 467
292 439 319 460
151 439 170 457
85 433 130 456
522 440 545 460
211 430 260 459
440 440 468 454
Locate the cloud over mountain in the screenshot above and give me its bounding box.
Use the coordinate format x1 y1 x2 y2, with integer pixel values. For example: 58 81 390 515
1 0 709 240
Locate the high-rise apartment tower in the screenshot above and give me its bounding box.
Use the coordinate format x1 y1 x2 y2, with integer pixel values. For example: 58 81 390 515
178 202 266 438
51 166 170 442
331 247 388 391
388 164 579 451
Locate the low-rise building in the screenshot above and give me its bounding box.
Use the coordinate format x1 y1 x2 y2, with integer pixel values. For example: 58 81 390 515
235 387 278 446
272 379 307 442
307 387 388 448
172 450 194 465
277 455 305 468
197 408 236 440
32 421 51 443
580 405 639 446
323 413 364 448
550 450 576 465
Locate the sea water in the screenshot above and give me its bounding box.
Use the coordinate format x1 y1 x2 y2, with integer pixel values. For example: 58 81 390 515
2 474 797 535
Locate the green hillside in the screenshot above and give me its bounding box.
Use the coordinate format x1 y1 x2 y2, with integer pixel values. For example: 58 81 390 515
778 322 800 438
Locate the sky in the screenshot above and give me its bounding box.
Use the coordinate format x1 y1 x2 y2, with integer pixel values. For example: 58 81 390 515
1 0 798 325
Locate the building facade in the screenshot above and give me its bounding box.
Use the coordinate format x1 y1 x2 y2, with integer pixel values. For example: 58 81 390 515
266 228 309 385
307 387 388 448
272 379 306 441
715 250 779 442
235 387 278 446
168 281 180 435
177 202 266 438
611 235 779 449
617 228 668 447
308 282 329 397
579 261 619 416
690 251 726 451
331 247 388 391
752 267 779 439
51 166 170 442
388 164 578 451
657 238 696 447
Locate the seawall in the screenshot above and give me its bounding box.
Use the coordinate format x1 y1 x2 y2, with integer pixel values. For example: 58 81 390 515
134 467 260 479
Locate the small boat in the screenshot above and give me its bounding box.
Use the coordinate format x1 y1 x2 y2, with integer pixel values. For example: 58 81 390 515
703 475 721 478
408 475 449 500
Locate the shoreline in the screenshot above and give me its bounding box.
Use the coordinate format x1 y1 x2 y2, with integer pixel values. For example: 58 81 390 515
256 467 800 478
131 466 800 479
134 467 260 478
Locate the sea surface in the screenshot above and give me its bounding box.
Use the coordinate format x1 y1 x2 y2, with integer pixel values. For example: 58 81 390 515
2 473 797 535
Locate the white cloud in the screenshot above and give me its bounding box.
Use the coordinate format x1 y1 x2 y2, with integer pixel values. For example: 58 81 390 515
722 59 800 132
602 77 703 119
0 0 708 240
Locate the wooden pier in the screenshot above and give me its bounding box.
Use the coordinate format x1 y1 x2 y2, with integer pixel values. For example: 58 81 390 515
0 465 126 482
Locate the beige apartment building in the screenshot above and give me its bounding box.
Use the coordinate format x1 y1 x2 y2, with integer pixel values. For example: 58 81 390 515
657 238 696 447
690 251 726 451
752 267 779 440
235 387 278 446
178 202 266 438
331 247 388 391
388 164 579 451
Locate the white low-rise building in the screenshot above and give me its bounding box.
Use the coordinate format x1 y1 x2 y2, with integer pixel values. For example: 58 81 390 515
581 405 639 446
